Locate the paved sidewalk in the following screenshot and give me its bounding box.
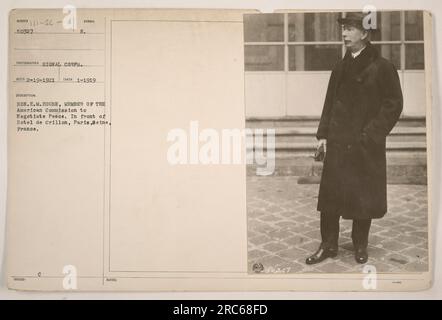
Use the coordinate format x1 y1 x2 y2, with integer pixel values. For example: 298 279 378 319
247 176 429 274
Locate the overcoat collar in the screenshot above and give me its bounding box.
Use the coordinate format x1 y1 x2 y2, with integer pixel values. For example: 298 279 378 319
343 41 379 74
334 42 379 88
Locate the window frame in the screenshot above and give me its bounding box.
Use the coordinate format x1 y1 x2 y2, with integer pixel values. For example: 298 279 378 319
244 11 425 73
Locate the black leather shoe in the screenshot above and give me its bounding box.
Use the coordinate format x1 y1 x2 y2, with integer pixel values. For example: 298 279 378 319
305 246 338 265
355 247 368 264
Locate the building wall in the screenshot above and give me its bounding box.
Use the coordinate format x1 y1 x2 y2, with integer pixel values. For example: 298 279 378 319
245 71 426 117
244 11 426 118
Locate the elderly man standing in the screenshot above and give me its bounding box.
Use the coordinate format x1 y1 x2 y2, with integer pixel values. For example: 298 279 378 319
305 12 403 265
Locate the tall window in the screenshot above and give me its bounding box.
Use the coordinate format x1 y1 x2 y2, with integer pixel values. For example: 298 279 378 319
244 11 425 72
244 14 285 71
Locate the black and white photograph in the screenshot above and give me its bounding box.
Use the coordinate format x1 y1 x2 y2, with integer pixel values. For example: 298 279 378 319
2 3 439 296
246 10 429 274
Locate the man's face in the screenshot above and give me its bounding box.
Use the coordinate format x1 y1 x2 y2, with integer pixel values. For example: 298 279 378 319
342 24 368 51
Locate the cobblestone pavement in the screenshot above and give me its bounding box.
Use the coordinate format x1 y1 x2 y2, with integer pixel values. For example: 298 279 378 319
247 176 429 274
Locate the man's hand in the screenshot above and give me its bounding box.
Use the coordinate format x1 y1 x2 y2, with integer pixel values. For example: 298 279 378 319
318 139 327 153
313 139 327 162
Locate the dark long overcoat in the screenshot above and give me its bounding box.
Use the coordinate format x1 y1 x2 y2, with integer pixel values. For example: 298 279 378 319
316 42 403 220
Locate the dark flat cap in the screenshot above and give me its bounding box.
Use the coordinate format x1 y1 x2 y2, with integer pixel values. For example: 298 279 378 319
338 12 378 31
